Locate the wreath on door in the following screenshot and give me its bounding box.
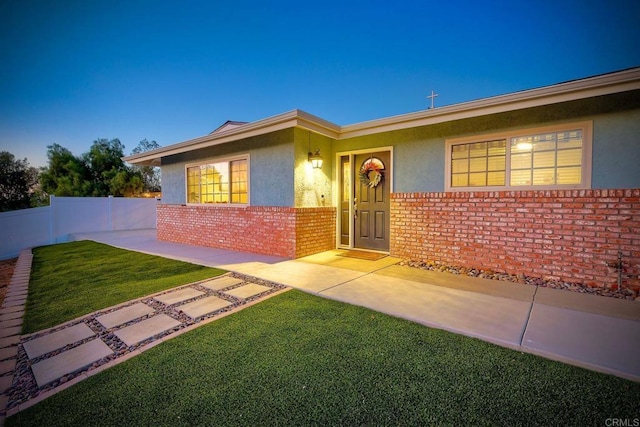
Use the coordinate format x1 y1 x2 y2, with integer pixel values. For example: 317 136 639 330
359 158 384 188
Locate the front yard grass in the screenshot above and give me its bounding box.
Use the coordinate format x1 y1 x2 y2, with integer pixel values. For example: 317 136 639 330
24 241 225 333
8 290 640 426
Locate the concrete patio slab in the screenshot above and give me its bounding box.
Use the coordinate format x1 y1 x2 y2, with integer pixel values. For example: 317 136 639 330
154 288 204 306
31 339 112 387
231 260 365 293
179 296 233 319
376 264 536 302
224 284 272 299
298 250 402 273
96 303 155 329
200 276 244 291
534 287 640 321
114 314 181 346
70 229 287 267
522 304 640 380
320 273 532 349
23 323 95 360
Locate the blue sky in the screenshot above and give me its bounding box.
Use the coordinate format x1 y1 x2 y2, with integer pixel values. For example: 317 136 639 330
1 0 638 168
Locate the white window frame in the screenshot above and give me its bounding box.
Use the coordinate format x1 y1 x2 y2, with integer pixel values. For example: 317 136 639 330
445 121 592 192
185 153 250 206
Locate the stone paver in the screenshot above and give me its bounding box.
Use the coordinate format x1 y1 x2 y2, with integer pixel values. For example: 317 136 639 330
31 339 113 387
0 360 16 376
114 314 181 346
224 283 272 299
0 327 22 339
96 303 155 329
201 276 244 291
0 347 17 362
23 323 95 359
0 336 20 349
0 312 24 322
0 307 24 315
179 296 233 319
154 288 204 305
0 318 23 329
0 375 13 393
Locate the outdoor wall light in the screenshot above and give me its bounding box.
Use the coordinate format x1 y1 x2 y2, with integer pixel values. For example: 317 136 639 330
308 150 323 169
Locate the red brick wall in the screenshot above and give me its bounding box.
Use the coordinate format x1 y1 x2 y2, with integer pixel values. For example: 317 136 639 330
157 204 335 258
390 189 640 290
295 207 336 258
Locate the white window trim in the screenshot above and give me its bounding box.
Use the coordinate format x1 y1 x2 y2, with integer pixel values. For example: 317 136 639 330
445 121 592 192
184 153 251 206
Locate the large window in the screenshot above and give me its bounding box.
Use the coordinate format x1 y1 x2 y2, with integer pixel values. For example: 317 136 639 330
186 157 248 204
445 122 592 191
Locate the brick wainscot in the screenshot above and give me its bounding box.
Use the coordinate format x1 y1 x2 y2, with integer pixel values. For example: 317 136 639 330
390 189 640 290
158 204 336 258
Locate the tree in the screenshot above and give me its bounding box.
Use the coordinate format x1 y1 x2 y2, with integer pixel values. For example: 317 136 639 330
40 140 147 197
0 151 39 211
130 139 161 193
40 144 93 196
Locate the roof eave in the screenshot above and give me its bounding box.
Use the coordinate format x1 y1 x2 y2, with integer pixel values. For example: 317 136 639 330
338 67 640 139
123 109 341 165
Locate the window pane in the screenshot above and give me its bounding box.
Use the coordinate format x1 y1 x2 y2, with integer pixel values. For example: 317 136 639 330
469 157 486 173
451 174 468 187
487 156 505 171
533 151 555 168
511 153 532 169
451 144 469 159
469 142 487 158
511 169 531 186
557 167 582 184
533 168 555 185
557 130 583 149
452 159 468 173
533 133 556 151
487 171 505 186
487 140 506 156
557 148 582 166
468 172 486 186
511 137 533 153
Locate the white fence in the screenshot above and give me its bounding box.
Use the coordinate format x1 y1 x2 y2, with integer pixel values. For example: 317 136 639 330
0 196 158 260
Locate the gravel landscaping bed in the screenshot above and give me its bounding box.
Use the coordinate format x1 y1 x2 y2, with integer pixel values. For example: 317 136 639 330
401 260 639 301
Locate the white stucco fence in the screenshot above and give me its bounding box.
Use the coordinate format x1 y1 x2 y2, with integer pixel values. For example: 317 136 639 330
0 196 158 260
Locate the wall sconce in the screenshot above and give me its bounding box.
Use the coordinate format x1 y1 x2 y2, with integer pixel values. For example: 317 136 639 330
308 149 323 169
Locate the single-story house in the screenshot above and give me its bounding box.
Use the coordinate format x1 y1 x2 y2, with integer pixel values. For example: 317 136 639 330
124 67 640 290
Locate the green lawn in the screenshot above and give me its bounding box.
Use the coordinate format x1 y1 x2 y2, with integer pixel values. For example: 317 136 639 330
9 290 640 426
24 241 225 333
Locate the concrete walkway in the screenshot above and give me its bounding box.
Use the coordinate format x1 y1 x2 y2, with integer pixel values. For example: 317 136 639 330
70 229 640 382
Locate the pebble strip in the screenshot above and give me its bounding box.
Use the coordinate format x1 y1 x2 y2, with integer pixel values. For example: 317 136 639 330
401 260 639 301
1 257 287 417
